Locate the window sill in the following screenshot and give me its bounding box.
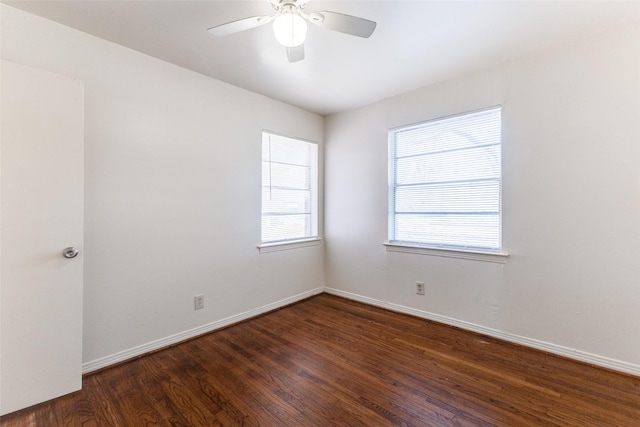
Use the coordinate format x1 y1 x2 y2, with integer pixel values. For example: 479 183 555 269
258 238 322 254
383 242 509 264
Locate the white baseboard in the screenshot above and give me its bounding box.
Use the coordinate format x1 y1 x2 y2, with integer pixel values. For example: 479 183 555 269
83 286 639 377
82 287 324 374
324 287 640 377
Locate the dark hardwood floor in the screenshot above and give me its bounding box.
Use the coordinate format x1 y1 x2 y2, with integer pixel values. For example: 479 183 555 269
2 293 639 426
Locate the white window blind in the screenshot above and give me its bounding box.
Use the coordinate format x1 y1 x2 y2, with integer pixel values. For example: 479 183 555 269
389 107 502 252
262 132 318 244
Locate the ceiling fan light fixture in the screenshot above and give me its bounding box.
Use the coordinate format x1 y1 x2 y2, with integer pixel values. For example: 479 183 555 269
208 0 377 63
273 11 307 47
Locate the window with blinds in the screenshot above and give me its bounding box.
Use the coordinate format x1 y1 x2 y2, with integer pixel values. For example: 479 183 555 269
388 106 502 252
262 132 318 244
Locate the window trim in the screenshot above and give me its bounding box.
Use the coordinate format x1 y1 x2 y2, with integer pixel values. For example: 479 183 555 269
387 105 504 256
383 241 508 263
257 237 322 254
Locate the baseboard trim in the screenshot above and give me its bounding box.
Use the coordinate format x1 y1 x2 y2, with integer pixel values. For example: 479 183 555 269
82 287 324 374
324 287 640 377
83 286 639 377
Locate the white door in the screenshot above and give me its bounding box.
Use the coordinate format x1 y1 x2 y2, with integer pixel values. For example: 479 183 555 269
0 61 84 415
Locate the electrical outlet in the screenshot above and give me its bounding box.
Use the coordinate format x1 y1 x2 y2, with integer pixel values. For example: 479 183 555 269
416 281 425 295
194 294 204 310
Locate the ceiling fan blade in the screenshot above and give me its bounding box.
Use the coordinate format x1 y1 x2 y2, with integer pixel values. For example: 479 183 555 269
307 11 376 38
207 15 273 37
287 45 305 63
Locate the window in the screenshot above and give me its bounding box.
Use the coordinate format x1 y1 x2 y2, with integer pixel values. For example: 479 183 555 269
388 106 502 253
261 131 318 245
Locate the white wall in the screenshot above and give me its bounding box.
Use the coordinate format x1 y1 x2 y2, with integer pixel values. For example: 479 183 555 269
1 5 324 369
325 22 640 373
3 3 640 377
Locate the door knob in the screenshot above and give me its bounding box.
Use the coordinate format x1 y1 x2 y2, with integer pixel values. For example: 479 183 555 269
63 247 79 259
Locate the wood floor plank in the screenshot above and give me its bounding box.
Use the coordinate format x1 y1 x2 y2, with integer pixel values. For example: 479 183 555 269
272 302 538 426
251 317 459 425
82 374 126 426
160 344 247 426
276 301 505 421
1 293 639 426
240 324 398 426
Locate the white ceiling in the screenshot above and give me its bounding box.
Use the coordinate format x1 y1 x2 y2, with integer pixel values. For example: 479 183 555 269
5 0 639 116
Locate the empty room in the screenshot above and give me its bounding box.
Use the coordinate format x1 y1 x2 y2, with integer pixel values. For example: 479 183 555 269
1 0 639 425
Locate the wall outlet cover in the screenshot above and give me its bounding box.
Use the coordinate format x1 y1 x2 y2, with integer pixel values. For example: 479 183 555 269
194 294 204 310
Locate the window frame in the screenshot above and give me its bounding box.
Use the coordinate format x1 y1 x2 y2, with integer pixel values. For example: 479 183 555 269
386 106 507 262
259 130 319 251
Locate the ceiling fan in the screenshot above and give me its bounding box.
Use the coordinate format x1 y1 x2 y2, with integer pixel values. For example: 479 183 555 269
207 0 377 63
